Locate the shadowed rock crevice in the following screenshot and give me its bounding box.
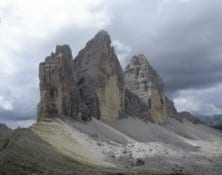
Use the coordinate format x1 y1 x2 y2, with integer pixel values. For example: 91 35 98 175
125 88 150 120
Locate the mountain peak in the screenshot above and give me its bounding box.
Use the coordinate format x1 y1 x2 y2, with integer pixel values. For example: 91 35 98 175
73 30 124 121
37 44 78 121
95 30 109 37
124 54 178 123
2 30 222 175
55 44 72 56
125 54 164 90
129 54 150 69
93 30 111 46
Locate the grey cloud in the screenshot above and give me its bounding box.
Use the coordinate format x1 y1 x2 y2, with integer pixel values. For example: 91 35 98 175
0 26 106 124
173 83 222 115
1 0 222 127
105 0 222 96
0 110 34 121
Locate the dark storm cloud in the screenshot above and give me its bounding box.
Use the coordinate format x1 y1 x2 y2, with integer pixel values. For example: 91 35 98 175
159 49 222 93
1 0 222 128
105 0 222 95
0 25 107 126
0 110 34 121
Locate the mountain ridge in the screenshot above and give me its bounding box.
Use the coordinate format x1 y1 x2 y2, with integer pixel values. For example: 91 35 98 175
1 30 222 175
37 30 181 123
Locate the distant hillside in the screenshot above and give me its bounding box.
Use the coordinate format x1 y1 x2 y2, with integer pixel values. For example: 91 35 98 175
196 114 222 130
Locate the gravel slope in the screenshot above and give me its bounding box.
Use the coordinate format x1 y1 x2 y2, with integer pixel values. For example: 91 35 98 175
1 118 221 175
70 117 222 175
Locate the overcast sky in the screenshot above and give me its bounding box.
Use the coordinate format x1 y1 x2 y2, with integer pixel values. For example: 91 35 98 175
1 0 222 128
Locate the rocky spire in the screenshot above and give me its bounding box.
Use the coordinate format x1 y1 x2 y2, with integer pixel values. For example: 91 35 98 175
37 45 78 121
124 54 177 123
73 30 125 121
37 31 178 123
125 54 164 101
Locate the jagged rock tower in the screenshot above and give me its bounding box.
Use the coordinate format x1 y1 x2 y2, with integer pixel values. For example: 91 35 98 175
37 45 78 121
37 31 125 121
124 54 175 123
37 30 178 123
74 30 125 121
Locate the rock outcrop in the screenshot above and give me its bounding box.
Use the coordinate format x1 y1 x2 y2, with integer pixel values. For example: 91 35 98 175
165 97 181 121
37 45 78 121
178 111 201 124
0 123 12 151
73 30 125 121
37 31 178 123
124 54 177 123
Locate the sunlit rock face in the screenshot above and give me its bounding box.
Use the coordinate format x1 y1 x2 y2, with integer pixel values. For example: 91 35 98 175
124 54 178 123
73 30 125 121
37 45 78 121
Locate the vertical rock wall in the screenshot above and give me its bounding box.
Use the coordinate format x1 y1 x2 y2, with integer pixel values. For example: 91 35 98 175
73 31 125 121
37 31 178 123
37 45 78 121
124 54 175 123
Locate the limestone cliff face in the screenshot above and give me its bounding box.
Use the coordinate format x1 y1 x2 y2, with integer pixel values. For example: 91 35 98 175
148 89 168 122
124 54 177 123
37 45 78 121
73 30 125 121
37 31 178 123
